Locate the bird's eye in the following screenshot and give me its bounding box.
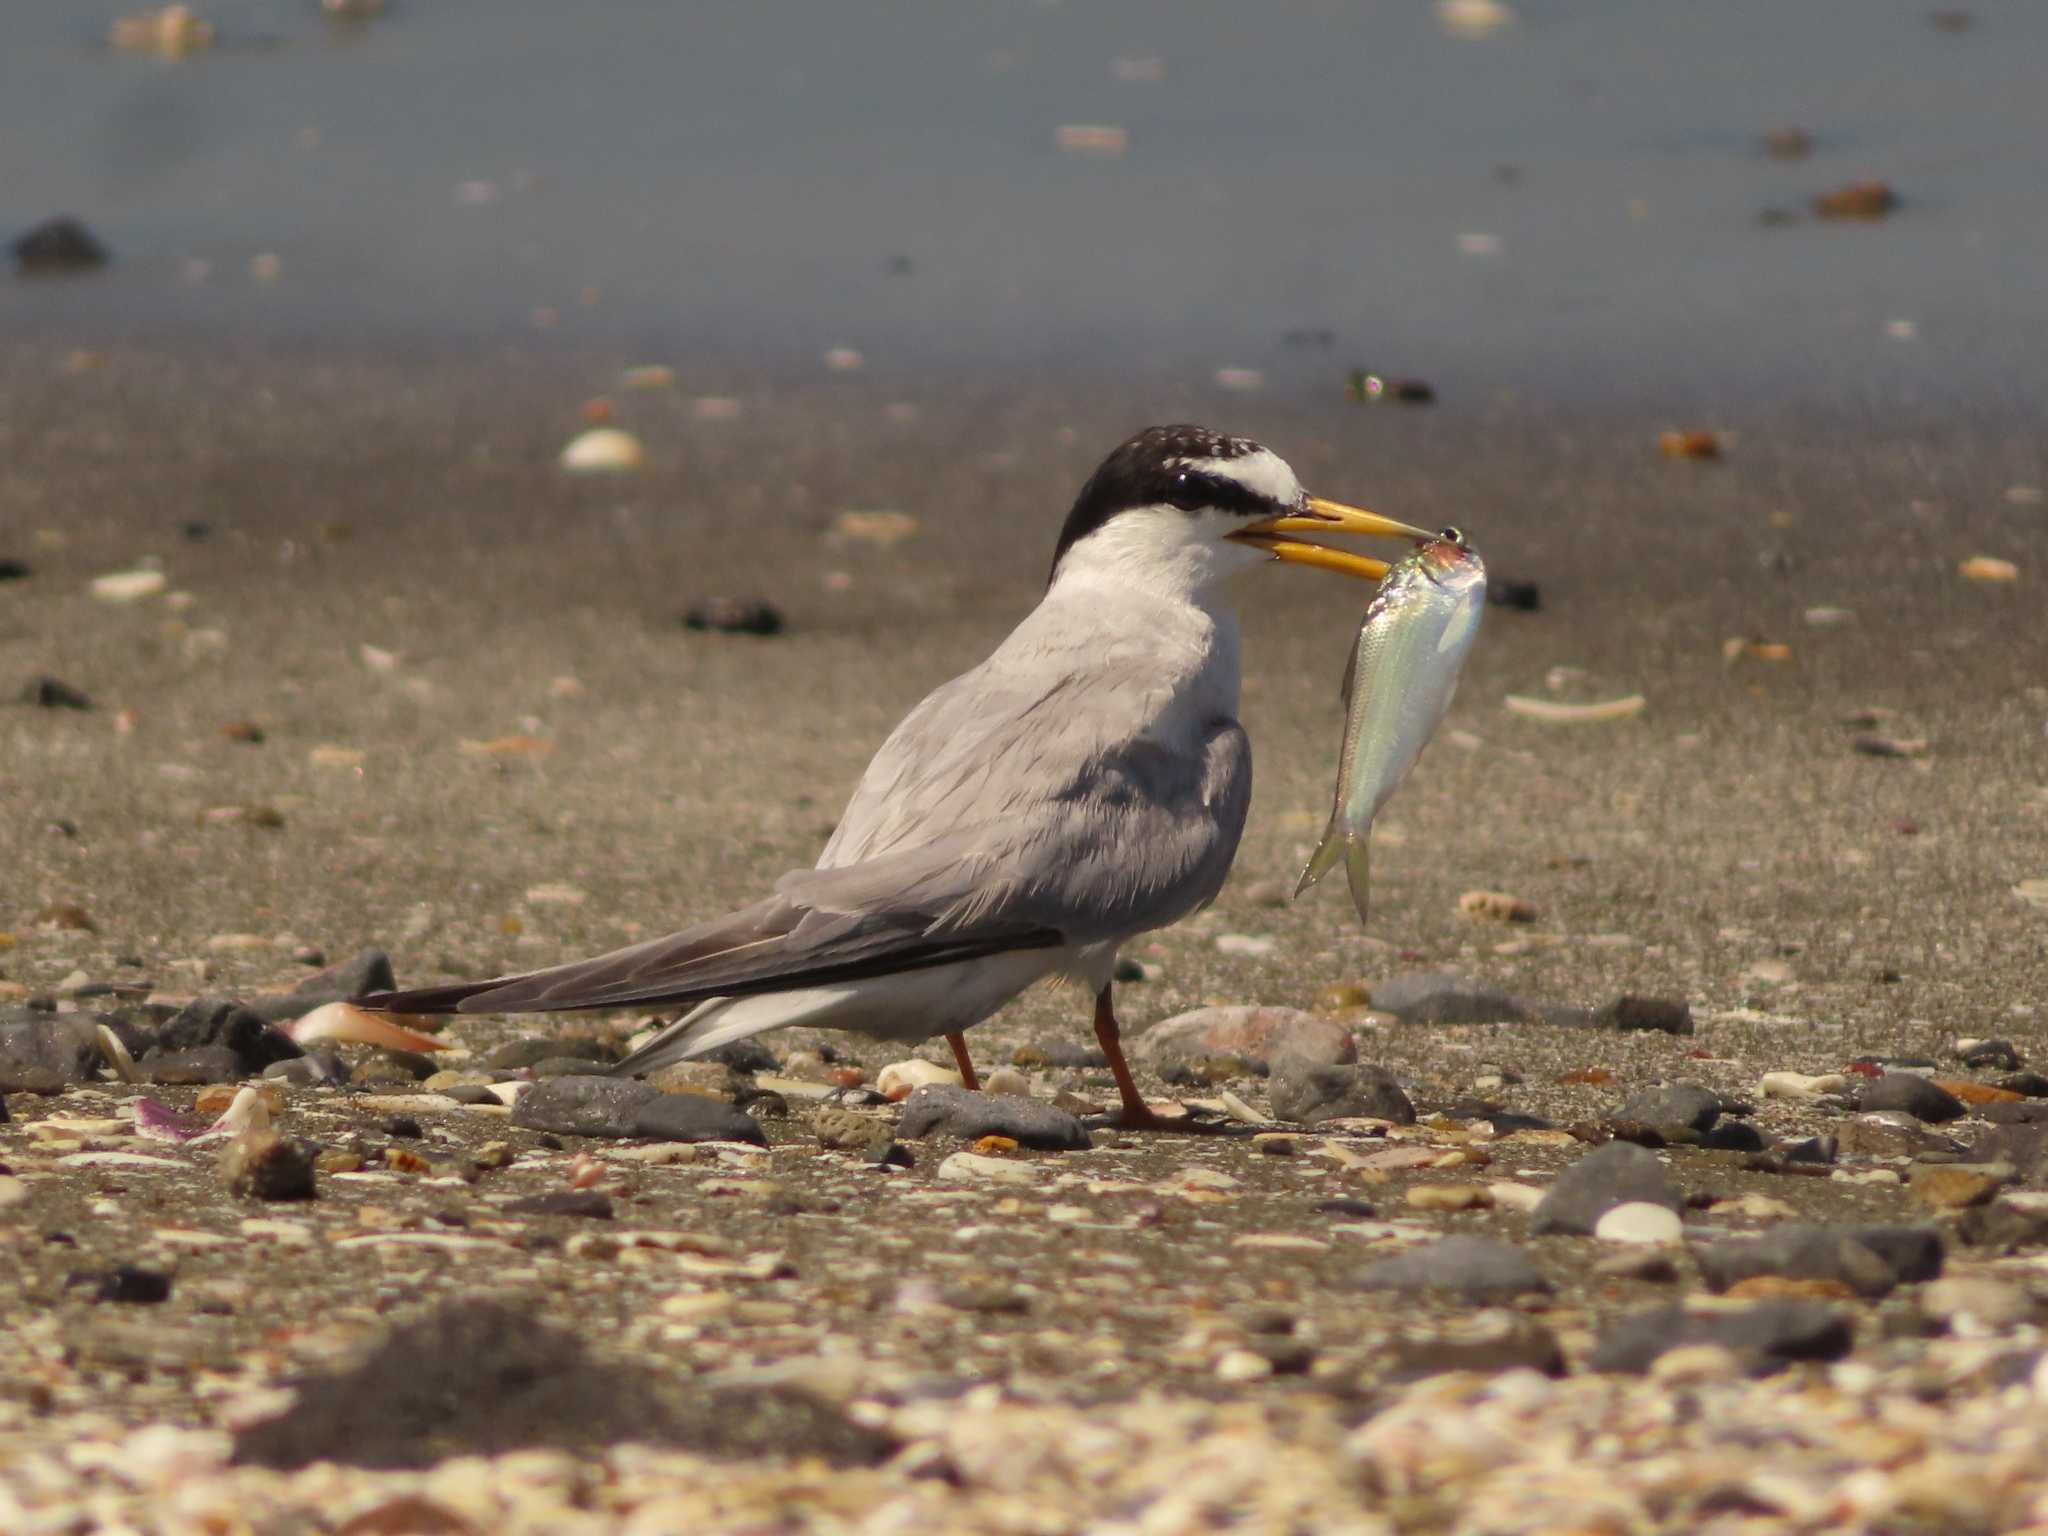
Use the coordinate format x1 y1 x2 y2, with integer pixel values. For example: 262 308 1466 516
1166 470 1206 511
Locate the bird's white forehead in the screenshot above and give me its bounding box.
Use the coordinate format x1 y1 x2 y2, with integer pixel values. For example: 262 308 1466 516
1167 447 1302 507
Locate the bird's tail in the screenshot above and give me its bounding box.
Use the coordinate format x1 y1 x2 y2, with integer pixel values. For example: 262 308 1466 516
1294 818 1372 926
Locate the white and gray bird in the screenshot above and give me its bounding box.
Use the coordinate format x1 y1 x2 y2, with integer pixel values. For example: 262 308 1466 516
361 425 1431 1129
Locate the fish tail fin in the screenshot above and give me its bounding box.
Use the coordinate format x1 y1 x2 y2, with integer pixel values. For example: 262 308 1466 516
1343 834 1373 926
1294 817 1348 899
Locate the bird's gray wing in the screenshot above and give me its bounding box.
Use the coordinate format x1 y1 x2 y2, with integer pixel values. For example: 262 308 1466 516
359 719 1249 1018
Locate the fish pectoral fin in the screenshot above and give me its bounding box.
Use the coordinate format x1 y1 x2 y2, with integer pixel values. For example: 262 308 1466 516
1343 835 1373 926
1294 823 1347 898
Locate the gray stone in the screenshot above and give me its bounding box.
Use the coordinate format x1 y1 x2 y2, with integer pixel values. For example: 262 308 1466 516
511 1076 661 1137
1860 1073 1967 1124
1268 1058 1415 1126
249 948 398 1022
631 1093 767 1146
1132 1006 1355 1071
0 1012 103 1092
1696 1224 1942 1299
1594 996 1695 1036
1386 1314 1563 1380
895 1085 1091 1150
1352 1236 1551 1301
147 998 301 1076
485 1037 614 1071
1530 1143 1680 1236
1968 1124 2048 1182
1615 1081 1723 1132
1835 1113 1961 1159
1368 972 1528 1025
1590 1301 1854 1374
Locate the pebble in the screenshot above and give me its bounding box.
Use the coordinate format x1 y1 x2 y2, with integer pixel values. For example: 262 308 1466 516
1695 1224 1942 1300
1920 1277 2035 1331
1594 996 1695 1035
1594 1202 1684 1245
1861 1073 1967 1124
1812 180 1899 220
1456 890 1536 923
1958 555 2019 583
0 1013 103 1092
90 568 167 602
1760 1070 1850 1101
12 216 109 273
896 1085 1091 1150
1615 1081 1724 1132
1268 1059 1414 1127
1486 1181 1546 1214
876 1059 962 1100
1406 1183 1493 1212
1386 1315 1564 1381
1368 971 1528 1025
510 1076 766 1145
1910 1163 2013 1211
21 676 92 710
983 1067 1032 1097
219 1130 316 1201
936 1151 1043 1185
1530 1143 1680 1236
559 428 644 473
1591 1300 1854 1374
1970 1124 2048 1180
1133 1006 1355 1071
1352 1235 1551 1301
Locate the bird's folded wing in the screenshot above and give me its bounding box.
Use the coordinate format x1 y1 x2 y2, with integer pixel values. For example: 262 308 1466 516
356 835 1066 1017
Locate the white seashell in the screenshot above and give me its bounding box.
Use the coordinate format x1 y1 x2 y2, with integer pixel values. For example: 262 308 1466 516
206 1085 272 1138
91 569 167 602
1593 1201 1683 1244
559 428 644 473
877 1058 962 1101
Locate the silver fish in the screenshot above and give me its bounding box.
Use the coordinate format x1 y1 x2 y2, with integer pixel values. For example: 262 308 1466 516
1297 530 1486 923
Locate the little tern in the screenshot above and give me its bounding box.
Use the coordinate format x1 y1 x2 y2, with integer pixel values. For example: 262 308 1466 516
361 424 1431 1129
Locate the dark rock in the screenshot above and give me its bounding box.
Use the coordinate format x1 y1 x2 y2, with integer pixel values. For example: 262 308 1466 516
485 1037 615 1071
21 676 92 710
1955 1202 2048 1252
264 1050 349 1086
1594 996 1695 1036
1997 1072 2048 1099
0 1013 104 1092
1315 1197 1379 1219
232 1301 894 1470
502 1191 614 1219
384 1116 424 1139
682 598 783 636
1133 1006 1354 1072
1268 1058 1414 1126
1700 1120 1766 1153
631 1093 768 1146
250 948 399 1022
705 1039 779 1074
13 216 109 274
220 1131 317 1201
1591 1301 1854 1375
1958 1039 2022 1072
1529 1143 1680 1236
1969 1124 2048 1182
529 1055 621 1079
1600 1119 1669 1149
1615 1081 1723 1132
896 1085 1090 1150
510 1076 659 1137
1352 1236 1551 1302
1861 1073 1967 1124
1387 1315 1564 1381
1781 1135 1838 1165
1696 1224 1942 1300
93 1266 172 1304
1469 1108 1555 1135
1369 972 1527 1026
0 558 30 581
866 1140 914 1169
147 998 302 1077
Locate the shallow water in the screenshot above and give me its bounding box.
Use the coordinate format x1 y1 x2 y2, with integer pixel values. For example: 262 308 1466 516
4 0 2044 406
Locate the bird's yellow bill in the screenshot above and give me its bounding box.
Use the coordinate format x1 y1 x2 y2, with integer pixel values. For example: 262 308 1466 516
1228 496 1434 582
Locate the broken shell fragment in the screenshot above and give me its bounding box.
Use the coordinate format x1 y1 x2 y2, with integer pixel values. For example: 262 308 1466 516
1959 556 2018 583
1503 694 1646 724
1658 431 1721 461
1458 890 1538 923
559 428 644 474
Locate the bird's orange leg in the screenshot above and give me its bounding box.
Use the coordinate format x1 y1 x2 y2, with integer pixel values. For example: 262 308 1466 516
1093 986 1237 1134
944 1031 980 1092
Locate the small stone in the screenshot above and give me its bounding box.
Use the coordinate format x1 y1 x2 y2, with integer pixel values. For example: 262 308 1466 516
1134 1005 1355 1071
1352 1236 1550 1301
1406 1182 1493 1212
1369 972 1527 1025
1214 1349 1272 1383
147 997 303 1078
1761 1070 1851 1101
510 1076 659 1137
21 676 92 710
1595 1202 1684 1244
1385 1314 1564 1380
1695 1224 1942 1299
1648 1343 1744 1385
1456 889 1536 923
559 427 644 473
1530 1143 1680 1236
1268 1058 1414 1126
1968 1124 2048 1181
13 216 109 274
632 1094 767 1146
1911 1163 2013 1211
682 598 783 636
1813 180 1898 220
0 1013 104 1092
90 568 167 603
502 1191 614 1220
1862 1073 1967 1123
1594 996 1694 1035
936 1151 1042 1185
811 1108 883 1150
1312 983 1373 1012
1591 1301 1854 1375
895 1085 1090 1150
1958 555 2018 583
1594 1248 1681 1284
93 1265 172 1304
1956 1038 2023 1072
1921 1277 2035 1330
1615 1081 1723 1132
220 1131 316 1201
876 1059 962 1101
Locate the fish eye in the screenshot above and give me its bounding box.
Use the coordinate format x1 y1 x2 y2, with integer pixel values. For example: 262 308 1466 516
1438 526 1465 545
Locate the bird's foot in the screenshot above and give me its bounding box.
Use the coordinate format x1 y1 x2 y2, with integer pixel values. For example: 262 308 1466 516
1088 1101 1243 1136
